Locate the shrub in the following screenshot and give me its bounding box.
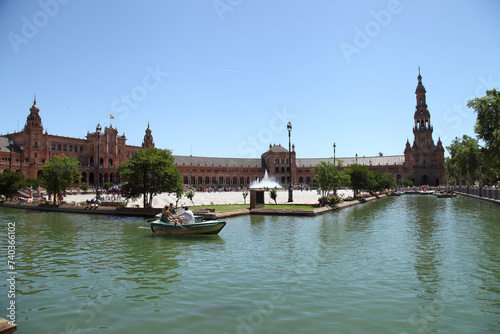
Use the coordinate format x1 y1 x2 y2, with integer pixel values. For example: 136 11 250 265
186 190 195 205
318 196 329 207
269 188 278 204
328 194 342 206
81 182 90 192
319 194 342 207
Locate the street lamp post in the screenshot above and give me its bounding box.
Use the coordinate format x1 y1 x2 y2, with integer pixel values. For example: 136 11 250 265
20 144 24 171
479 158 483 197
466 164 470 193
96 124 102 198
9 139 14 170
287 122 293 203
355 153 358 165
333 142 336 166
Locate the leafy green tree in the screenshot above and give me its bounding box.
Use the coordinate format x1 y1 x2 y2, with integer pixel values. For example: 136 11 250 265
242 190 249 204
269 188 278 204
117 148 182 208
312 161 350 197
81 182 90 192
186 190 195 205
0 170 25 199
103 182 114 191
25 178 41 189
467 89 500 172
403 179 414 187
370 171 395 193
346 164 372 196
40 155 80 204
446 135 481 185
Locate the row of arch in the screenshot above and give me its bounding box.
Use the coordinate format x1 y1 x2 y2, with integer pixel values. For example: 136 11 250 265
275 166 290 173
184 176 251 185
52 143 84 153
182 176 313 186
88 157 114 167
415 119 429 130
33 170 120 186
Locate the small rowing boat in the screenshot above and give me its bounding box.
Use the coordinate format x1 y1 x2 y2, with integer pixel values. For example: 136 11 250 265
150 219 226 235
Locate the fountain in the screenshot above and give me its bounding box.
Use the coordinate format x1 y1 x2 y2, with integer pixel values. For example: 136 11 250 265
249 171 282 209
250 170 282 189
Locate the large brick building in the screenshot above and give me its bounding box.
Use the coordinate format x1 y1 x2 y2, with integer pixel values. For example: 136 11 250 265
0 71 444 187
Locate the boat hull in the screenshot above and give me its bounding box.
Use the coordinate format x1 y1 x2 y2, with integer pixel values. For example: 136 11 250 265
151 220 226 235
436 193 456 198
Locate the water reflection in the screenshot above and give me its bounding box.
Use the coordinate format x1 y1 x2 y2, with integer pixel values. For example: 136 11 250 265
1 196 499 333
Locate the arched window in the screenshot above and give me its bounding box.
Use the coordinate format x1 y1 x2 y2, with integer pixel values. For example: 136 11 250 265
69 145 73 152
63 144 67 151
275 167 279 173
80 146 83 153
108 159 113 167
57 144 61 150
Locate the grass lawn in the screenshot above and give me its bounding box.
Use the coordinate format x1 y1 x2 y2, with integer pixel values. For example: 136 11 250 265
192 204 317 212
192 204 249 212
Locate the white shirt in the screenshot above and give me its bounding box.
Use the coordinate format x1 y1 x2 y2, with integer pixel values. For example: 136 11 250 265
181 210 195 224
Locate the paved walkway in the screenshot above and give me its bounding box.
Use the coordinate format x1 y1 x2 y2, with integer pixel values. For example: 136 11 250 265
64 189 354 208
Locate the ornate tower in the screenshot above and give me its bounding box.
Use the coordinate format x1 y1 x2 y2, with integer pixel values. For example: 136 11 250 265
142 122 155 148
23 96 45 166
404 69 445 186
413 68 433 149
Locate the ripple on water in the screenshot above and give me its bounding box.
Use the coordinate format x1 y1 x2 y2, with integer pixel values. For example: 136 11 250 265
3 196 500 333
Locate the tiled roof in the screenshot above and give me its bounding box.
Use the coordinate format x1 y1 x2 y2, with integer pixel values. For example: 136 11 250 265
173 155 262 168
173 154 405 169
0 137 20 154
296 155 405 168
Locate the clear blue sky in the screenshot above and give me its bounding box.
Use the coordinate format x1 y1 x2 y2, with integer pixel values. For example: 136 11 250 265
1 0 499 159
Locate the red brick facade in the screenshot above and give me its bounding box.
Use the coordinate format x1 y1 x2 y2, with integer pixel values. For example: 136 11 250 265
0 71 444 188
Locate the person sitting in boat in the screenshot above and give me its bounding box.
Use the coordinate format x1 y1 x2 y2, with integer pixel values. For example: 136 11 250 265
161 203 176 222
161 203 179 224
179 206 195 225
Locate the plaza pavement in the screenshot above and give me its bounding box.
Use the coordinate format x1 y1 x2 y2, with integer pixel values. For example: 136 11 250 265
64 189 355 208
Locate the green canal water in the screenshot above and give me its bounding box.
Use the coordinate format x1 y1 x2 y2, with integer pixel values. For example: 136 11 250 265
1 195 500 333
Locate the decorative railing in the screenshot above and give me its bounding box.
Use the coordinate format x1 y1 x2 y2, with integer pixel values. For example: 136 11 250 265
454 186 500 200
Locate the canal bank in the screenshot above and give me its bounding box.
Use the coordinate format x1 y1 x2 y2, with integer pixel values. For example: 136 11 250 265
455 191 500 206
0 194 388 218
